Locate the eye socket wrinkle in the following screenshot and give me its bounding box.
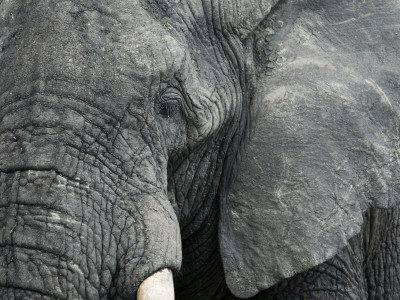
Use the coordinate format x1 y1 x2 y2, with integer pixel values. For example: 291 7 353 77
156 87 184 118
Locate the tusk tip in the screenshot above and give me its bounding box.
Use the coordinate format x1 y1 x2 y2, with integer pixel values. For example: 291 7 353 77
137 268 174 300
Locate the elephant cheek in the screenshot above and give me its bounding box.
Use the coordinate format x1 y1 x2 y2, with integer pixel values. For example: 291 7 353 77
115 193 182 299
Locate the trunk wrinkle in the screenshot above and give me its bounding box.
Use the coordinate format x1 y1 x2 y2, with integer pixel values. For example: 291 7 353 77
0 167 81 184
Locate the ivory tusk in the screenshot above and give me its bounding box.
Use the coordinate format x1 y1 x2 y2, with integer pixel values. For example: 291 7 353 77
137 268 174 300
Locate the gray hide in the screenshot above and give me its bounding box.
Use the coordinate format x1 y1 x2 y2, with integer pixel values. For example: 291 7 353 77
222 0 400 297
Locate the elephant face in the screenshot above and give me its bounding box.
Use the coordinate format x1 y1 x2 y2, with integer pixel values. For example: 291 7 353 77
1 0 400 299
0 0 276 298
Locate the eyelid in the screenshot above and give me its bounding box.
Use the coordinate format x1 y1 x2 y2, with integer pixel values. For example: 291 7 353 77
158 97 181 105
159 88 183 101
156 88 183 118
158 98 180 108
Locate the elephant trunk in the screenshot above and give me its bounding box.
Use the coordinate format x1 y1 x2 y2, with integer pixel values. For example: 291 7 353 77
0 168 180 299
0 2 181 297
0 170 109 299
0 98 181 298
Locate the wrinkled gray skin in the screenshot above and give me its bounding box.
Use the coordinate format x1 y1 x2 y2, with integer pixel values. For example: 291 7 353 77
0 0 400 299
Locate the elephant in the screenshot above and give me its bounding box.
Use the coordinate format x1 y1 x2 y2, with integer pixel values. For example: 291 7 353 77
0 0 400 299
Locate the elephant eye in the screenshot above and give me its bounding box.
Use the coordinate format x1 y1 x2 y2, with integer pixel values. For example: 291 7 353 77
157 100 180 118
156 89 182 118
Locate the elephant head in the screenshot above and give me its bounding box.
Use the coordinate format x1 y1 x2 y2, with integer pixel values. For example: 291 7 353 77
1 0 400 299
0 0 278 299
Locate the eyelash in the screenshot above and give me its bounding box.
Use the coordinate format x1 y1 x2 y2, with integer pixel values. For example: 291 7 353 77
156 88 183 118
157 99 181 118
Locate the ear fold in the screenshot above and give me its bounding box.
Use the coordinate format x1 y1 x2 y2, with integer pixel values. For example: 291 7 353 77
218 1 400 298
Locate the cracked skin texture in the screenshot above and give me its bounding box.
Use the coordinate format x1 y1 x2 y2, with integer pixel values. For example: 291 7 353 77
0 0 253 298
0 0 400 299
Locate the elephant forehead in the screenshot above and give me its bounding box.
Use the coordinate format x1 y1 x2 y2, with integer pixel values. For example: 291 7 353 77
115 20 186 82
75 1 187 85
104 1 187 81
0 0 187 106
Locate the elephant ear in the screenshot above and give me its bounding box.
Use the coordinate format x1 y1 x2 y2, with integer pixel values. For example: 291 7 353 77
219 1 400 298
